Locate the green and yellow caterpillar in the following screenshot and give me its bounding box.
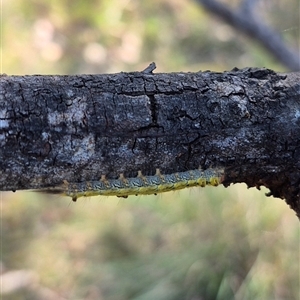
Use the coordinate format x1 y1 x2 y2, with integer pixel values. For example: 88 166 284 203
52 168 224 202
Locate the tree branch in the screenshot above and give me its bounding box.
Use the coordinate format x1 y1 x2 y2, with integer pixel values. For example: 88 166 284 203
0 68 299 217
196 0 300 71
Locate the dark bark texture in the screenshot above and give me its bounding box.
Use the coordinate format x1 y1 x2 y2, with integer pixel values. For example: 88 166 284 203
0 68 299 216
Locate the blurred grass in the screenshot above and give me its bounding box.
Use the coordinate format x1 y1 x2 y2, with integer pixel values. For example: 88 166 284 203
1 185 299 299
1 0 299 299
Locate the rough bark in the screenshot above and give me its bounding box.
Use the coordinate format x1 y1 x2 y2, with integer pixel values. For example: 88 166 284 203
0 68 299 217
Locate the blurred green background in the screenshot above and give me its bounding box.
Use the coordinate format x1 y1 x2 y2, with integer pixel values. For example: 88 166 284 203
1 0 299 299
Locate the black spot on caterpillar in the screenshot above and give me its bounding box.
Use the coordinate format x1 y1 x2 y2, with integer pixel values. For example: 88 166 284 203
40 168 224 202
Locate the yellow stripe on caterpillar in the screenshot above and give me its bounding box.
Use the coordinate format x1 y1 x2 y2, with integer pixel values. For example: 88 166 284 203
61 168 224 202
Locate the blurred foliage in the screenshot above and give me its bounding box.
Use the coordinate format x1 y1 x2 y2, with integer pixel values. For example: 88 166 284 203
1 187 299 299
1 0 299 299
2 0 299 74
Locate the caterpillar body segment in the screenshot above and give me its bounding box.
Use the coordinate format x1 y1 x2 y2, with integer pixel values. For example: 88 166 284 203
63 168 224 202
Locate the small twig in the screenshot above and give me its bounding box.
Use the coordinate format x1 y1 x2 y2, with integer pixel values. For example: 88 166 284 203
142 62 157 74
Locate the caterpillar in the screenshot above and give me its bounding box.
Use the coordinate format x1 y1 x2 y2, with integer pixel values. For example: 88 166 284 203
43 168 224 202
